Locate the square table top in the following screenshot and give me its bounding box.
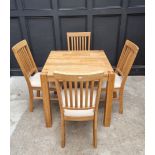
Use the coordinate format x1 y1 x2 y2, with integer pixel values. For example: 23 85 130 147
42 50 113 78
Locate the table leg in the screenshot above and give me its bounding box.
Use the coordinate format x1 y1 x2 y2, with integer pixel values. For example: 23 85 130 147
103 73 114 127
41 74 52 127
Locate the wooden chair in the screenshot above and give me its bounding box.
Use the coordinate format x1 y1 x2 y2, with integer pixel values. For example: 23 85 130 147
54 71 113 148
102 40 139 113
67 32 91 51
12 40 55 112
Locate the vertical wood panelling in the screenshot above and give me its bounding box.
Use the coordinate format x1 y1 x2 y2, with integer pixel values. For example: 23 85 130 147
10 0 145 75
11 0 17 10
60 16 87 49
26 17 56 67
117 0 128 64
93 0 122 8
22 0 52 9
128 0 145 7
126 14 145 66
10 18 23 69
58 0 86 9
93 16 121 65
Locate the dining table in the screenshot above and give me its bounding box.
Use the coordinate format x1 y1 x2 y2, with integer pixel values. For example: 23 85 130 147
40 50 114 128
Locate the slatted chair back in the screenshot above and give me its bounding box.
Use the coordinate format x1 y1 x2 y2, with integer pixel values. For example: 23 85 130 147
12 40 38 78
67 32 91 51
116 40 139 77
54 72 106 114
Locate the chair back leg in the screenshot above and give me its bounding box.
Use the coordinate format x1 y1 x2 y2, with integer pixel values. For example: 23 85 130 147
93 116 97 148
61 119 65 148
29 88 34 112
119 88 124 114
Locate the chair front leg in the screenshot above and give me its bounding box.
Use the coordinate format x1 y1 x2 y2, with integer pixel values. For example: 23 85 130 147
113 90 117 98
37 90 40 97
119 88 124 114
93 116 97 148
61 119 65 148
29 88 34 112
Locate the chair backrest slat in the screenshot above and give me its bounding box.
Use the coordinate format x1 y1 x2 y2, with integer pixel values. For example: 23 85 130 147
21 47 33 75
85 81 89 108
69 81 73 107
90 81 94 107
79 36 81 51
76 36 78 50
74 81 78 108
54 72 109 112
116 40 139 77
84 36 87 50
12 40 38 78
80 81 83 108
63 81 68 107
74 37 76 50
71 37 73 50
67 32 91 51
67 36 70 51
82 37 84 50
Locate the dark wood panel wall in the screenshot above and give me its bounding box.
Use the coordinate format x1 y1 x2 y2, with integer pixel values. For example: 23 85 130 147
10 0 145 75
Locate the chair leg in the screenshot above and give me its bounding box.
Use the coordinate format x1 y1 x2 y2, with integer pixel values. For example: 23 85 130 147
93 120 95 147
37 90 40 97
61 119 65 148
119 90 124 114
54 90 57 95
29 90 34 112
93 118 97 148
113 90 117 98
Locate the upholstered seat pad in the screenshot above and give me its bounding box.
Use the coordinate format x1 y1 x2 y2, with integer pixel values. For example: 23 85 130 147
29 72 41 87
102 73 122 88
61 89 97 117
29 72 55 88
64 109 94 117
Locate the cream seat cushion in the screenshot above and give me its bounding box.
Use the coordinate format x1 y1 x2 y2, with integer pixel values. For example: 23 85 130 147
30 72 41 87
102 73 122 89
61 89 97 117
29 72 54 88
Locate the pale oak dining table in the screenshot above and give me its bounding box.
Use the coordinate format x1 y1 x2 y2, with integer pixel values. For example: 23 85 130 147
40 50 114 128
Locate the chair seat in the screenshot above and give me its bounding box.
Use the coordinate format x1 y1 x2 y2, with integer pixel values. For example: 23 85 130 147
102 73 122 89
61 89 97 117
64 109 94 117
30 72 55 88
29 72 41 87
